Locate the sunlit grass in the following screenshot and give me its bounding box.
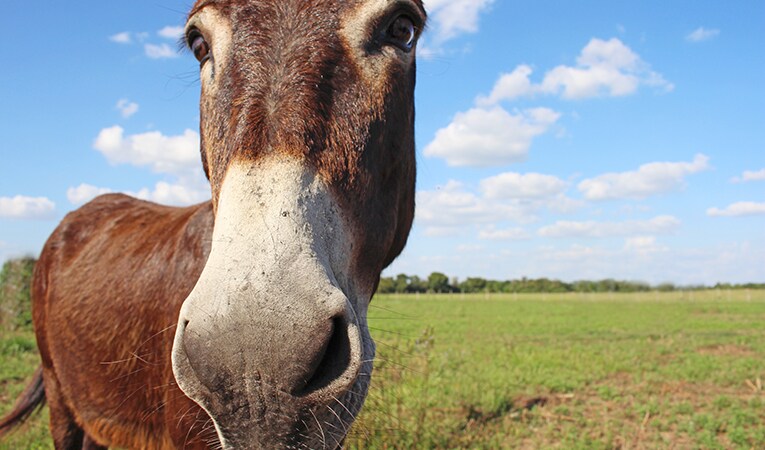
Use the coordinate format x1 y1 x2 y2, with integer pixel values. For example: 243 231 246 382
2 291 764 448
348 291 765 449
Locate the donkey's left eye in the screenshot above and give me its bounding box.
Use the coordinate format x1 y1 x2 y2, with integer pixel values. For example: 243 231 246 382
385 15 416 52
188 30 211 64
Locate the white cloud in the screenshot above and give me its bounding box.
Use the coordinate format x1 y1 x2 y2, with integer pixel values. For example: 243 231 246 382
425 0 494 44
731 168 765 183
0 196 56 220
624 236 667 255
478 226 530 241
145 43 178 59
478 38 673 104
67 181 208 208
67 184 113 206
110 30 177 58
387 240 765 287
481 172 567 199
93 125 200 176
416 173 582 237
158 26 185 40
417 180 509 225
707 201 765 217
128 181 210 206
477 65 535 105
116 99 139 118
111 31 153 45
90 126 210 207
537 215 681 238
686 27 720 43
416 180 533 233
544 194 585 214
67 179 209 208
109 32 131 44
578 154 710 200
423 106 560 167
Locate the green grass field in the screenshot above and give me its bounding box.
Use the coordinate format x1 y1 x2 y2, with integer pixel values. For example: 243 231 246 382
2 291 764 449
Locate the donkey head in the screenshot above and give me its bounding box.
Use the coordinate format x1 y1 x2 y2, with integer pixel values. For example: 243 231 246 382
171 0 424 447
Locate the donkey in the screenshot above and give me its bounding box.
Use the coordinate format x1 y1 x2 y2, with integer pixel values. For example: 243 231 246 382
0 0 425 448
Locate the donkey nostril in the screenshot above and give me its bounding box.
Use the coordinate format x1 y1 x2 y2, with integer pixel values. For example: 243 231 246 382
180 319 223 395
300 317 352 395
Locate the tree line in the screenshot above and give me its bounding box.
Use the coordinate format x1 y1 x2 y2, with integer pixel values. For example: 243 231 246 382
2 256 765 331
376 272 765 295
0 257 35 331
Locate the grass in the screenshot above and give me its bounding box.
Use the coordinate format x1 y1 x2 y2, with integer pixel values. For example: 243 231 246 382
2 290 765 448
348 290 765 449
0 332 50 450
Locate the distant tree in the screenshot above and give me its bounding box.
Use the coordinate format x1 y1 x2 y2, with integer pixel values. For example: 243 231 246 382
618 281 651 292
486 280 506 293
657 282 676 292
544 279 571 293
573 280 595 293
394 273 409 293
376 277 395 294
597 279 617 293
427 272 450 293
375 272 763 298
0 257 36 331
408 275 427 293
460 277 487 293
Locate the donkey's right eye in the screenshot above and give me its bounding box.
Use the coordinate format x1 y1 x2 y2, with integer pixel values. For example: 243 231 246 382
385 15 417 52
188 30 211 64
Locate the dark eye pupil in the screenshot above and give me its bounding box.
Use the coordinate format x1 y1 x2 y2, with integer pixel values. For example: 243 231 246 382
388 16 415 50
190 35 209 63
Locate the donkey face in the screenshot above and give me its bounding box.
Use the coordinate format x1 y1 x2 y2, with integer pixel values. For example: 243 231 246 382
171 0 424 447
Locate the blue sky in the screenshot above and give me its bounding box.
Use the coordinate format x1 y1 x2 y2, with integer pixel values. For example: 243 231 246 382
1 1 763 285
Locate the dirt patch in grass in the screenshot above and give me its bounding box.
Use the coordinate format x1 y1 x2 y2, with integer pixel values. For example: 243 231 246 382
460 396 548 429
498 376 765 449
696 343 755 357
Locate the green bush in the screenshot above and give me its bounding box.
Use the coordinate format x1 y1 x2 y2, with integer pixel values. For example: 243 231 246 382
0 257 36 331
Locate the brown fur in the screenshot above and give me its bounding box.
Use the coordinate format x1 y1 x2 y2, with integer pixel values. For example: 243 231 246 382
32 195 217 448
1 0 425 448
